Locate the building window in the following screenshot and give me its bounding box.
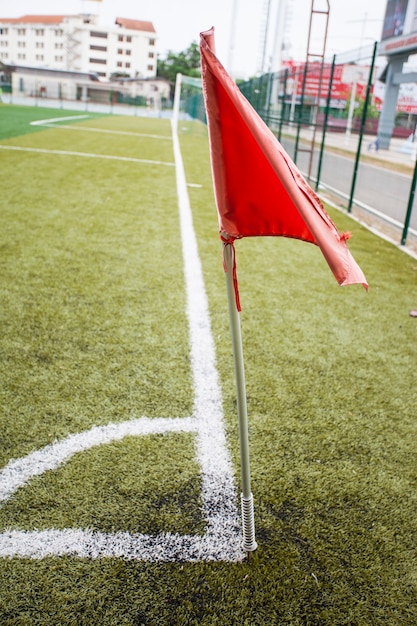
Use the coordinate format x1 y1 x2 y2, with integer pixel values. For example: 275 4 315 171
118 48 123 54
35 29 44 36
149 38 155 45
118 35 123 42
36 42 44 48
0 40 8 47
126 36 132 42
17 53 26 60
55 42 63 49
125 62 130 68
55 55 63 62
0 52 8 59
90 44 107 51
0 28 8 35
55 29 63 36
17 28 26 36
148 52 154 58
90 31 107 39
147 65 154 71
90 58 107 64
117 61 122 67
35 54 44 61
126 49 131 55
18 41 26 48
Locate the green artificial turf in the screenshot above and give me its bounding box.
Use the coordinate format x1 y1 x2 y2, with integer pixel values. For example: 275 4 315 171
1 107 417 625
1 114 190 466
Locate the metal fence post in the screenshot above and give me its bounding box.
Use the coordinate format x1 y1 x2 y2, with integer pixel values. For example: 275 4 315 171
348 41 378 213
401 155 417 245
278 69 288 143
315 55 336 192
294 62 309 164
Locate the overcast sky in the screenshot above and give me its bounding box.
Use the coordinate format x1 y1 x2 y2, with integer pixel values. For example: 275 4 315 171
3 0 387 76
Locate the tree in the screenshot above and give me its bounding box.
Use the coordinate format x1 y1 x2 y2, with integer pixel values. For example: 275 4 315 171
353 97 379 120
157 42 201 97
342 90 379 120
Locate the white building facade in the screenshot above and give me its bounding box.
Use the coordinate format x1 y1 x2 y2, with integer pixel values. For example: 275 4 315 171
0 14 157 79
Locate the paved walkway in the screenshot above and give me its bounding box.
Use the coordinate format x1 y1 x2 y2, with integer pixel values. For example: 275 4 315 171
285 125 416 171
281 125 417 258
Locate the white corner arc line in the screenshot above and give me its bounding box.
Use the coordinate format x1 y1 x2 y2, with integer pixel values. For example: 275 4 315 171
0 145 174 167
0 119 243 562
0 417 197 504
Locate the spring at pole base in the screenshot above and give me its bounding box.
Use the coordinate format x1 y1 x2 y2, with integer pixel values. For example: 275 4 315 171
241 493 257 553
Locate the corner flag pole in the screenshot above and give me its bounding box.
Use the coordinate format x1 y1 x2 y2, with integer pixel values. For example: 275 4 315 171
223 242 257 555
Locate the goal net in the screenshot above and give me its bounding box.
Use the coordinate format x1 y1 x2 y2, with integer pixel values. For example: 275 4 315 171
172 73 206 127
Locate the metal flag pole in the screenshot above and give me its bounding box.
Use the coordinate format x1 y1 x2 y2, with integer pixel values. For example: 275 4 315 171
223 242 257 555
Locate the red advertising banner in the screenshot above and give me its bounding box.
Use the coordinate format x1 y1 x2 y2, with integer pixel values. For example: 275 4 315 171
282 61 416 113
283 61 368 102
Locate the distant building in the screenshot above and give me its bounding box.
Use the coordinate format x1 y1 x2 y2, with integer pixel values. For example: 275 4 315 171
0 14 157 80
0 62 170 109
378 0 417 148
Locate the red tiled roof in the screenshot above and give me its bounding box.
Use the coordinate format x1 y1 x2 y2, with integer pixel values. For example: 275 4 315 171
0 15 69 24
115 18 155 33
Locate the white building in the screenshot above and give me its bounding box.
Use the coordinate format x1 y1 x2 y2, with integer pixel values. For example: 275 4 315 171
0 14 157 80
1 62 171 109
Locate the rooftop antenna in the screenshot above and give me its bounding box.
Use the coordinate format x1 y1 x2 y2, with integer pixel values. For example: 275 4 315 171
227 0 239 75
348 13 382 57
270 0 290 73
258 0 273 74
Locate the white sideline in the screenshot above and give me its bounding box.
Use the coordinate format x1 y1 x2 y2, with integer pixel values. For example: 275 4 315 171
0 119 244 562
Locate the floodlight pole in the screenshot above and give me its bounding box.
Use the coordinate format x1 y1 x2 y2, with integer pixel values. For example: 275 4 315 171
223 242 257 555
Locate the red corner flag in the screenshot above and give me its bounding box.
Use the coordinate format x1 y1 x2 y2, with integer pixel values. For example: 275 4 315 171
200 28 367 309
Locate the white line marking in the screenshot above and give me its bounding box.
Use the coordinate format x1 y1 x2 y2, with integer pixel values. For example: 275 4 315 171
33 123 173 140
30 115 90 126
171 117 241 548
30 115 172 140
0 145 174 167
0 118 243 562
0 529 241 562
